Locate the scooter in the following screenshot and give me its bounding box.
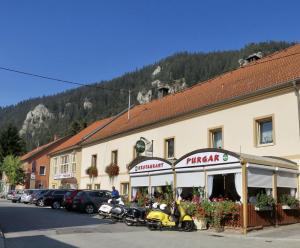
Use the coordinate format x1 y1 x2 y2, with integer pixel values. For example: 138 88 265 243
99 198 127 221
124 200 159 226
146 200 194 231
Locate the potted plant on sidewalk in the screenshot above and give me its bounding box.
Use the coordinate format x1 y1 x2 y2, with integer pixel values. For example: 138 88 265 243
255 193 275 211
193 204 207 230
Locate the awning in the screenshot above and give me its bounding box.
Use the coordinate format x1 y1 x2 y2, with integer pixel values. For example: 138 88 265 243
131 176 149 187
61 177 77 185
277 171 298 188
247 167 273 188
176 171 205 188
151 174 173 187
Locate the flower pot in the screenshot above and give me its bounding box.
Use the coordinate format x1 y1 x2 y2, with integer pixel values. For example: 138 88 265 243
282 205 298 210
255 206 273 211
193 218 207 230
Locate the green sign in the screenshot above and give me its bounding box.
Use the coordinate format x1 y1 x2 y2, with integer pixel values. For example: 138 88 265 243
135 140 146 154
223 153 228 161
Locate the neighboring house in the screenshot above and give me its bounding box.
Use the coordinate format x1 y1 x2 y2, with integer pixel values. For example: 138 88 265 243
48 118 113 189
79 44 300 196
21 137 69 189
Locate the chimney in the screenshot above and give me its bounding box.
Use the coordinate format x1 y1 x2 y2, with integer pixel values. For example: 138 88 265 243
53 134 58 141
157 86 170 99
239 52 263 67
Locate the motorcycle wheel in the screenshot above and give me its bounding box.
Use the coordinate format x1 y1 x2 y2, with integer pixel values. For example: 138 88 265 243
124 218 134 226
98 214 106 219
182 221 194 232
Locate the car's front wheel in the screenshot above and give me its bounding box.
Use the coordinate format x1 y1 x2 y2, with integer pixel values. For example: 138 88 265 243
52 201 61 209
85 204 95 214
37 199 44 207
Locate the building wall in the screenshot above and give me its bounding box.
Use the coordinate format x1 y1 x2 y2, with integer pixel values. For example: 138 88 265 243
49 149 82 189
34 154 51 189
80 89 300 192
21 155 50 189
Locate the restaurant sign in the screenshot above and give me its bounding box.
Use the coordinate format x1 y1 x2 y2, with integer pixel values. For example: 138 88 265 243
175 150 240 170
54 173 74 180
129 159 172 174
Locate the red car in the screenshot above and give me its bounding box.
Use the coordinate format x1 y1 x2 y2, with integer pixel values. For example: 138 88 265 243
62 190 81 211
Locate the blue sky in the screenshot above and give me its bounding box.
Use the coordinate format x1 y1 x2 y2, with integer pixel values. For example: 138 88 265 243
0 0 299 107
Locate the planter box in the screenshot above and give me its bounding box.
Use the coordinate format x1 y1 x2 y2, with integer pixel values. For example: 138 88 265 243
193 218 207 230
255 206 273 211
282 205 298 210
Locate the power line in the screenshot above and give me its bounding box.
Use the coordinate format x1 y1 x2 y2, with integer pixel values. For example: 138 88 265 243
0 66 127 93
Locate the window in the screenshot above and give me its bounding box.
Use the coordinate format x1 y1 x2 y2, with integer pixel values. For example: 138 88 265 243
52 184 56 189
61 155 69 173
209 127 223 148
32 161 36 173
111 150 118 164
54 157 58 175
255 116 274 146
91 154 97 167
39 166 46 176
165 138 175 159
120 182 129 196
94 184 101 190
86 184 92 190
71 153 76 173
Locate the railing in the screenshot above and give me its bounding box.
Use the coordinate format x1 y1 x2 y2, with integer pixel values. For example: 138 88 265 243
222 204 300 229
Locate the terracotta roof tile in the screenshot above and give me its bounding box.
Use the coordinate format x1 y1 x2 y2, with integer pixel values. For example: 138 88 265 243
50 117 113 154
21 137 67 161
83 44 300 145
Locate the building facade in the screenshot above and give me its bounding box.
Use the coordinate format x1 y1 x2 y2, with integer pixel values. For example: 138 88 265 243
21 137 68 189
48 118 113 189
79 45 300 197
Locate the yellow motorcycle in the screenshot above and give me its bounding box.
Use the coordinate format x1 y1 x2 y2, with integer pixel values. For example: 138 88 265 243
146 201 194 231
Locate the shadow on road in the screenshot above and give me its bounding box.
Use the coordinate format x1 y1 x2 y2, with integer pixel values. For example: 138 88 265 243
5 235 78 248
0 202 112 233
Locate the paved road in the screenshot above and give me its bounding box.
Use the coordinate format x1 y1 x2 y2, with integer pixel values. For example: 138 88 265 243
0 199 299 248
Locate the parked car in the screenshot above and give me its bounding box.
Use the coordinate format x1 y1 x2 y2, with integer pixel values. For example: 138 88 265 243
72 190 112 214
20 189 39 204
11 190 24 203
62 190 81 211
6 190 15 200
43 189 74 209
33 190 52 206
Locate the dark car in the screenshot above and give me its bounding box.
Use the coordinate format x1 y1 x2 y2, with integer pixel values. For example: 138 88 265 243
43 190 73 209
33 190 53 206
62 190 81 211
72 190 112 214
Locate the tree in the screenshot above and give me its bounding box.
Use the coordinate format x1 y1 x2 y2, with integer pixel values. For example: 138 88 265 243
1 155 25 186
0 123 26 162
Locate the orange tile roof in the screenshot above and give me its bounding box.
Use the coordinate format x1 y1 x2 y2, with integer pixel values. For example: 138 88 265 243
50 117 113 154
83 44 300 145
21 137 67 161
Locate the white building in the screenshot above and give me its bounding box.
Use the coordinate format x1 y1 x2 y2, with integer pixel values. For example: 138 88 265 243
79 44 300 200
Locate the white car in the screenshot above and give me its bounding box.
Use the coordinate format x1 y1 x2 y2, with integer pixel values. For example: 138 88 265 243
20 190 36 204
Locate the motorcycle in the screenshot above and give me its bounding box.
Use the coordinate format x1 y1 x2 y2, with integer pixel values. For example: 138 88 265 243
146 200 194 231
124 200 158 226
98 198 127 221
124 206 147 226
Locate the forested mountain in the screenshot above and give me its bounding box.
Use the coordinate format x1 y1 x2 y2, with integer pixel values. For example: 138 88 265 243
0 41 294 151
